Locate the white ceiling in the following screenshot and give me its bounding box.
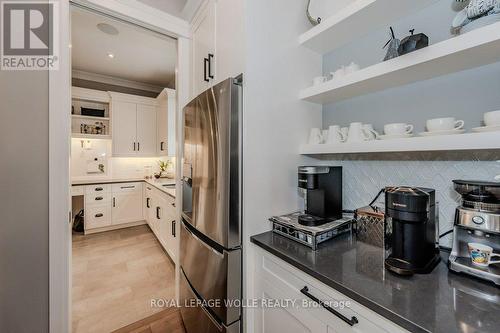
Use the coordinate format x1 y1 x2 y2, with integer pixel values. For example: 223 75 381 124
71 7 177 88
137 0 203 20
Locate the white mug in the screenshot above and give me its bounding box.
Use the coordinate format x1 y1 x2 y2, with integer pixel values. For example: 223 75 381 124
322 130 329 143
468 243 500 267
384 123 413 135
308 128 323 144
313 76 327 86
347 122 370 143
484 110 500 127
362 124 379 140
326 125 346 144
426 117 464 132
345 62 360 75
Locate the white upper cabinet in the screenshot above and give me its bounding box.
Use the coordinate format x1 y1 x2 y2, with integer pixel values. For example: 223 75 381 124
190 0 244 98
110 92 158 157
112 101 137 156
192 0 216 97
156 88 176 156
136 104 157 156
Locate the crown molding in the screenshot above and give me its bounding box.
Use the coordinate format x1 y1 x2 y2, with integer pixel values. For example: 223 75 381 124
72 70 165 93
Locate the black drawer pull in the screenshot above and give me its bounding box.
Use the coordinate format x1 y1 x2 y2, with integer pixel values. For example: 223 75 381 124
95 196 103 201
95 187 103 191
171 220 176 237
120 186 135 189
95 213 104 218
171 202 176 208
203 57 209 82
146 197 151 208
208 53 214 79
300 286 358 326
156 207 161 219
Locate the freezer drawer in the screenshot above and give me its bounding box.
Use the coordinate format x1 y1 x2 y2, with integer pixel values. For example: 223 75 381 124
180 269 240 333
180 220 241 325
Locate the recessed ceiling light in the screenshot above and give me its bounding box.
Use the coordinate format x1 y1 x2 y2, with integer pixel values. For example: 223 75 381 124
107 53 115 59
97 23 119 35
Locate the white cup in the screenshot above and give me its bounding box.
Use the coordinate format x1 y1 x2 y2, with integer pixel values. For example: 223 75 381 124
313 76 327 86
308 128 323 144
426 117 464 132
362 124 379 140
468 242 500 267
484 110 500 127
345 62 360 75
347 122 370 143
326 125 346 144
322 130 329 143
384 123 414 135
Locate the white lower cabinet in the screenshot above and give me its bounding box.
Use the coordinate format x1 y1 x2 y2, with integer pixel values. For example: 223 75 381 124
85 205 112 230
252 247 409 333
147 186 177 262
111 182 143 225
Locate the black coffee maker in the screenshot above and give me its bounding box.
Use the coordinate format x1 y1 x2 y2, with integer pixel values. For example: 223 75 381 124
297 166 342 226
384 186 440 275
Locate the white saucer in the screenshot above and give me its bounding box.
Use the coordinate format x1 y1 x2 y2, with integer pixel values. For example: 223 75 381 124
378 133 413 140
419 129 465 136
471 125 500 133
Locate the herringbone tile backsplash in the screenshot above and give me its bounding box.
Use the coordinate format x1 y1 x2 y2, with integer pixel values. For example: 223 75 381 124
314 153 500 247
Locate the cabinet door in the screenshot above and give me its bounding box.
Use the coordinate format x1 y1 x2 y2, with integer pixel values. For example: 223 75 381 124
192 0 216 97
144 185 154 224
136 104 157 156
215 0 244 82
112 101 137 156
112 183 143 225
157 102 168 156
164 195 177 262
255 278 327 333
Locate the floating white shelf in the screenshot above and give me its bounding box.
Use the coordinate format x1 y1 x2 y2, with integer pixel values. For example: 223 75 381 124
71 133 111 140
71 115 110 121
300 22 500 105
299 0 438 54
299 132 500 155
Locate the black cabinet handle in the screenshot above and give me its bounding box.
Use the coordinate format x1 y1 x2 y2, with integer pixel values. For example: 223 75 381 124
300 286 358 326
133 142 136 151
137 142 140 151
146 197 150 208
203 57 209 82
95 213 103 218
172 220 176 237
171 202 176 208
120 186 135 189
156 207 161 219
95 187 103 191
160 141 164 151
113 197 116 207
208 53 214 79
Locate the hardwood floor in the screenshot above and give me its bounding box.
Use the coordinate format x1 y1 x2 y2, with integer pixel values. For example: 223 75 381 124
72 225 177 333
112 307 185 333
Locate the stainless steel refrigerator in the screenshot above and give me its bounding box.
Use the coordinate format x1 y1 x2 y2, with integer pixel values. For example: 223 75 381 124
180 77 242 333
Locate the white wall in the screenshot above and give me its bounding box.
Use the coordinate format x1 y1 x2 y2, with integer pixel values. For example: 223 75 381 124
242 0 323 331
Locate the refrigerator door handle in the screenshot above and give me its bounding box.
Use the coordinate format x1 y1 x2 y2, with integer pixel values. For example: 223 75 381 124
182 220 224 258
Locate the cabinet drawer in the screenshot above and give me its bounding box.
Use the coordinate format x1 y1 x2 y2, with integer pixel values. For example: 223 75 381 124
112 182 142 193
71 186 84 196
255 249 406 333
85 205 112 230
85 184 111 194
85 192 112 206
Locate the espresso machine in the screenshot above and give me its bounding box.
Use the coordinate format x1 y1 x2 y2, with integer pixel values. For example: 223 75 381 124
297 166 342 226
384 186 441 275
449 180 500 285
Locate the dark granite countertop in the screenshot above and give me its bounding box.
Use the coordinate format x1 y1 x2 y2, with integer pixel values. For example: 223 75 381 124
250 231 500 333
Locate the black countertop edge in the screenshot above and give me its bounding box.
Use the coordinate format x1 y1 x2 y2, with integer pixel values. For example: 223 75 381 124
250 233 429 333
72 179 176 198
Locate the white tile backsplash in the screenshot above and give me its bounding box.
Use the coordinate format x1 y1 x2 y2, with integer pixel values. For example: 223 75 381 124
316 156 500 247
71 138 173 181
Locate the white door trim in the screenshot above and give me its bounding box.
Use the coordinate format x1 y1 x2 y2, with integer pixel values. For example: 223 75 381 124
49 1 191 332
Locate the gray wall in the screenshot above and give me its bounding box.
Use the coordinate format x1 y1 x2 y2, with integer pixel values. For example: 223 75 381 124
0 69 49 331
319 0 500 247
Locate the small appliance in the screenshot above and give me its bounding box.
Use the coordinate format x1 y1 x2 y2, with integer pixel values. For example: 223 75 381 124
270 212 355 250
449 180 500 285
384 186 440 275
297 166 342 226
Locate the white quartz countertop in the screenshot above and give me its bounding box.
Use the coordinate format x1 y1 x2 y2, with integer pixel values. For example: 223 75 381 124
72 177 176 198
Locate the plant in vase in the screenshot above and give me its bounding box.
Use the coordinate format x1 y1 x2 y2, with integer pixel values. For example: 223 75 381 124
154 160 173 179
